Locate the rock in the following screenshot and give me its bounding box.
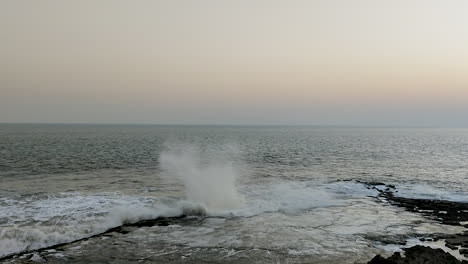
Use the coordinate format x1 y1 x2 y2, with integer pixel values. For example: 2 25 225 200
460 248 468 255
359 181 468 225
29 253 46 263
445 234 468 252
367 245 463 264
368 255 395 264
446 243 459 250
367 182 386 186
379 194 468 226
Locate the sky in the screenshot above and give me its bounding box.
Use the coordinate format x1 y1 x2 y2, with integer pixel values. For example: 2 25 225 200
1 0 468 126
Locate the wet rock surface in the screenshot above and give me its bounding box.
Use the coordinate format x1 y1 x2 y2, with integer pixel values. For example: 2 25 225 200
360 181 468 227
0 217 197 264
368 245 467 264
361 181 468 262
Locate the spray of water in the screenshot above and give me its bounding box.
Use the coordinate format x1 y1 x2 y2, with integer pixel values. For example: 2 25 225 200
159 144 244 211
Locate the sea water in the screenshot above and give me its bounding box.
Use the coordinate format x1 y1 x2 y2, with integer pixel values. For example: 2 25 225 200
0 124 467 262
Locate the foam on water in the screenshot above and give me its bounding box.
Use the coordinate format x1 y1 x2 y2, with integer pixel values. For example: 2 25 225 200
1 175 466 258
0 180 376 258
394 184 468 203
0 193 186 258
229 181 341 217
119 189 464 263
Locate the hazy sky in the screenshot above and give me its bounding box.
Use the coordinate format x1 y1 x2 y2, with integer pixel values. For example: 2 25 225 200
1 0 468 126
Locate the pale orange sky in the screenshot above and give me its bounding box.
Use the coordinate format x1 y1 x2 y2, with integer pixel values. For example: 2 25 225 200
1 0 468 126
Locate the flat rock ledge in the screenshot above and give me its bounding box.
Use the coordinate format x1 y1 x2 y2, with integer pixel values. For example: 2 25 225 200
368 245 468 264
359 180 468 263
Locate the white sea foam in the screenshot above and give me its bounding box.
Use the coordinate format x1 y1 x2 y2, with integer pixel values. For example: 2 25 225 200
0 180 360 257
323 181 381 197
0 190 236 258
0 226 84 258
393 184 468 203
1 178 465 258
0 193 180 258
323 181 468 203
159 143 244 210
227 181 343 217
157 144 386 218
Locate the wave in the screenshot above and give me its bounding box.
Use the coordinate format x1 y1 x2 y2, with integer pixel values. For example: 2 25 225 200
0 193 191 258
159 143 245 210
1 180 466 258
0 181 344 258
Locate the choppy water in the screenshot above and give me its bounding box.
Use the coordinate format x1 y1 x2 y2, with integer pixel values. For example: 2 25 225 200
1 124 467 262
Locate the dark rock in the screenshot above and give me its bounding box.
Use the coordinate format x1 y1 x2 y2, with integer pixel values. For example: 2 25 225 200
360 180 468 229
360 180 468 264
367 182 386 186
368 255 395 264
367 245 463 264
445 234 468 252
372 185 468 226
446 243 459 250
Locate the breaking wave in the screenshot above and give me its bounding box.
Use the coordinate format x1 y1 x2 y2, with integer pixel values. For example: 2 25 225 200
1 176 466 258
0 193 208 258
159 143 245 210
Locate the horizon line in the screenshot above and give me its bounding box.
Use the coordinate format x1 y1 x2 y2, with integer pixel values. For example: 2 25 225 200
1 122 467 129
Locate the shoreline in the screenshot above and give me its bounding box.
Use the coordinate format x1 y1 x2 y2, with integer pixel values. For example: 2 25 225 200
2 181 467 263
360 181 468 263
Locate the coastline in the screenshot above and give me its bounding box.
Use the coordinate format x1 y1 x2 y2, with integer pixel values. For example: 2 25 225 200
361 181 468 263
2 181 467 264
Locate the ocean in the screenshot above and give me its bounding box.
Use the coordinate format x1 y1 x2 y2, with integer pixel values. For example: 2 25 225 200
1 124 467 263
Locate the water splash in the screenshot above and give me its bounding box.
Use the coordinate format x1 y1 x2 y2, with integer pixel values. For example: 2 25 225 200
159 144 244 210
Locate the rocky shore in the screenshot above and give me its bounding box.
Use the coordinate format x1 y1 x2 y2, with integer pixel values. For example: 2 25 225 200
368 245 467 264
361 181 468 263
2 181 467 264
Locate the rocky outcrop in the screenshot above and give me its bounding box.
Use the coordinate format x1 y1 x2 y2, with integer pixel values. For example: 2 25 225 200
368 245 468 264
359 180 468 262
